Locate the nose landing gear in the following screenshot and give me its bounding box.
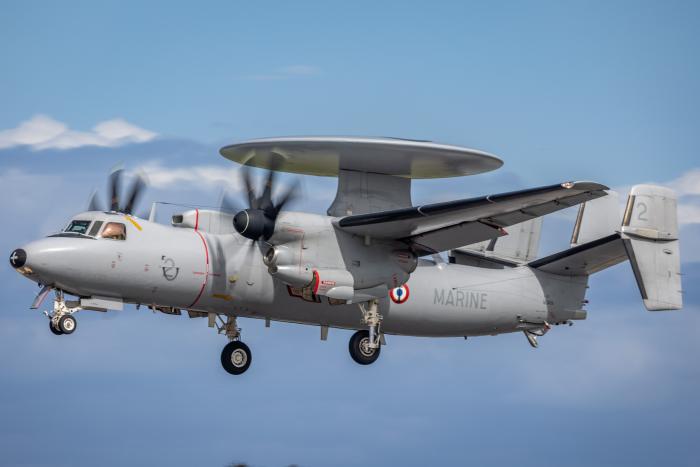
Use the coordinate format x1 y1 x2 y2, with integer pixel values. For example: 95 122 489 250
45 290 80 336
49 314 77 335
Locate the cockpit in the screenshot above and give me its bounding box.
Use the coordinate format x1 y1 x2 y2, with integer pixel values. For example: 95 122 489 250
51 215 128 240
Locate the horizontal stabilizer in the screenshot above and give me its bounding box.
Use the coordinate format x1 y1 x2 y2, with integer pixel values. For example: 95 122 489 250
529 233 627 275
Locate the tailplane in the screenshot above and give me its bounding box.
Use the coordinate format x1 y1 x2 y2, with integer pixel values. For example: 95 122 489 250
529 185 682 311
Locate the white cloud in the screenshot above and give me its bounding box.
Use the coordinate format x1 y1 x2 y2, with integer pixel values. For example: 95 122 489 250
137 160 335 212
0 114 157 150
678 203 700 225
612 168 700 226
669 168 700 196
139 161 245 190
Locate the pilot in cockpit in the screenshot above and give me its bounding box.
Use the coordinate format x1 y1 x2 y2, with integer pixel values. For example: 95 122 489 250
58 218 127 240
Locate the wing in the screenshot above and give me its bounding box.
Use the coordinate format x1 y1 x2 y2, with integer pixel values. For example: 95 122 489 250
335 181 609 254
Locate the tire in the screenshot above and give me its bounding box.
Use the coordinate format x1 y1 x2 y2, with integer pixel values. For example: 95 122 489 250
221 341 252 375
348 330 381 365
49 321 63 335
58 315 77 334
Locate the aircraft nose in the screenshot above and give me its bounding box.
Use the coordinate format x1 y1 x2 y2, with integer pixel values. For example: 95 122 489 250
9 248 27 269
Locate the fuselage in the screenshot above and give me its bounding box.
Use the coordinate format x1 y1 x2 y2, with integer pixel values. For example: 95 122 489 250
13 210 588 337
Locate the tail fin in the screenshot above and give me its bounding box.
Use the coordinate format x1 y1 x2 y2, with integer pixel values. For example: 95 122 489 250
570 190 621 246
529 185 682 311
620 185 682 310
451 217 542 267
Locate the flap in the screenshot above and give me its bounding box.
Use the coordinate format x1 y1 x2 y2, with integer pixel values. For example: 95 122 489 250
336 181 609 254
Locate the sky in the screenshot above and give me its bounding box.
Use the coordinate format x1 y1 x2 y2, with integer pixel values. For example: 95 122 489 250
1 1 699 466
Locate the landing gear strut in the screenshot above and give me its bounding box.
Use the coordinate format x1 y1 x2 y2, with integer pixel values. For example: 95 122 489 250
210 314 252 375
350 299 383 365
46 290 80 336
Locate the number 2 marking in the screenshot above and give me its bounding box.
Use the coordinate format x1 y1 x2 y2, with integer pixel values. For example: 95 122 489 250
636 202 648 221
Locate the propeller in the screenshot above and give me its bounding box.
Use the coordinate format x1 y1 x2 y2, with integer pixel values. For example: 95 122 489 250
226 163 300 242
87 168 149 216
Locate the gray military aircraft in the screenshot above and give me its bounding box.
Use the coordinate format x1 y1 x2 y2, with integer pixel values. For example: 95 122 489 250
9 137 682 375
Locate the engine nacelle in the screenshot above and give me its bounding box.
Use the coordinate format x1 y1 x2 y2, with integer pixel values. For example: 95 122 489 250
269 264 314 288
391 249 418 274
264 245 314 287
264 245 355 300
311 268 355 301
262 217 418 300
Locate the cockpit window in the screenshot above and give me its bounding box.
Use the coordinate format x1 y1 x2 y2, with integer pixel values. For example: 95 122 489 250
88 221 104 237
101 222 126 240
64 220 91 235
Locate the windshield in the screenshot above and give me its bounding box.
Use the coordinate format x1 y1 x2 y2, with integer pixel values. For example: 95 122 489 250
64 220 92 235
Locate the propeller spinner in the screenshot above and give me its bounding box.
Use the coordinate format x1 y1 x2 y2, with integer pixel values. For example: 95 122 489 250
224 165 299 242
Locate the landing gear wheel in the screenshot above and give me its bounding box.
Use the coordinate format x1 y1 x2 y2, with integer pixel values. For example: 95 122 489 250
49 321 63 335
349 330 381 365
58 315 77 335
220 341 252 375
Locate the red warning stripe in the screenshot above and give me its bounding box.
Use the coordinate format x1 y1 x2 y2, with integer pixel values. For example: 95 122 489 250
312 270 320 295
188 209 210 308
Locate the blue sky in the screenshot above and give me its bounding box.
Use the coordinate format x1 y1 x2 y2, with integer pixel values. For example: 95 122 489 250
1 1 699 466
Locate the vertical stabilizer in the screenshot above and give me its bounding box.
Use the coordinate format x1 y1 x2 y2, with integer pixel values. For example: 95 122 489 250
453 217 542 263
621 185 682 311
571 191 621 246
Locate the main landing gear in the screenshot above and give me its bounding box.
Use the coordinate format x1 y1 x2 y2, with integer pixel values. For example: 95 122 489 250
46 290 80 336
350 299 384 365
349 330 381 365
210 314 252 375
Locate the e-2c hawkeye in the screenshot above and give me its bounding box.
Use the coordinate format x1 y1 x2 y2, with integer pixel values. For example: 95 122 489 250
9 137 682 375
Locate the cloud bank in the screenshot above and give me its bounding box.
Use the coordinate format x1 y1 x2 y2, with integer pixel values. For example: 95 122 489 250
139 161 245 190
0 115 157 150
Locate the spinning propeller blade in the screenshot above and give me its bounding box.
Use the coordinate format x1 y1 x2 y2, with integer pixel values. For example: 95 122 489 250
87 190 102 212
88 168 150 216
109 169 122 212
123 172 147 215
230 163 300 242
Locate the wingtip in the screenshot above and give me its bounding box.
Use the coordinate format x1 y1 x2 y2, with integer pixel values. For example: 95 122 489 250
562 181 610 191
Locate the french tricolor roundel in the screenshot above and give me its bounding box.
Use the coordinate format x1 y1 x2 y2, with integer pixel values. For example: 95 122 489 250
389 284 410 304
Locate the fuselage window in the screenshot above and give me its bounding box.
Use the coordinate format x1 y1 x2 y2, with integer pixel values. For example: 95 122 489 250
64 220 91 235
101 222 126 240
88 220 104 237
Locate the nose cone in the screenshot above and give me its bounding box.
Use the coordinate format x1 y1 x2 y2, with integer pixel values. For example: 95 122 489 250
12 238 86 285
9 248 27 269
233 210 249 235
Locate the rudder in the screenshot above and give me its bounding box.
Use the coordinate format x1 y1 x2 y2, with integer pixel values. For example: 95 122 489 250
621 185 682 311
